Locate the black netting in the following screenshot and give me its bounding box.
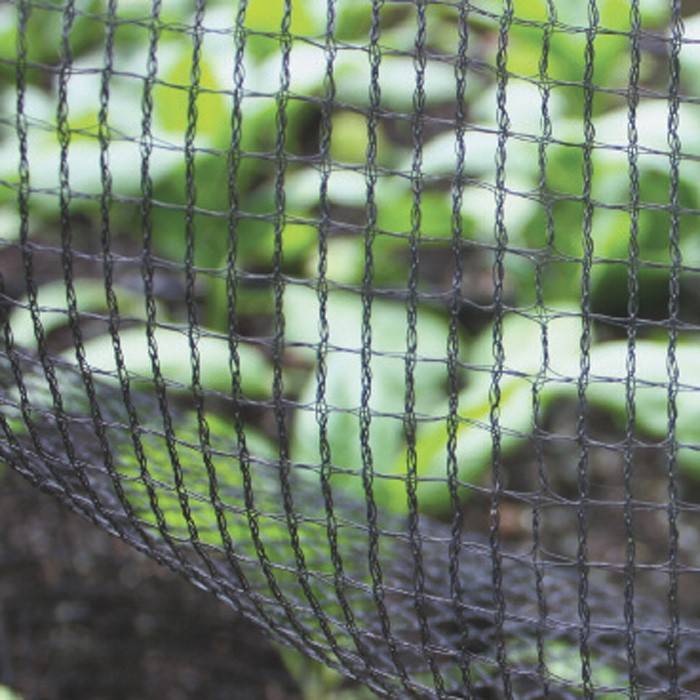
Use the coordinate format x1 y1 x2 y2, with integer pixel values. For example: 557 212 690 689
1 0 700 697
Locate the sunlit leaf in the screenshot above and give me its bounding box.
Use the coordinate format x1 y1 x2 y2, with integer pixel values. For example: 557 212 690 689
410 310 582 511
335 54 459 109
0 685 22 700
243 0 325 36
586 340 700 473
68 326 272 398
154 47 228 140
286 284 454 512
9 278 151 349
0 205 20 242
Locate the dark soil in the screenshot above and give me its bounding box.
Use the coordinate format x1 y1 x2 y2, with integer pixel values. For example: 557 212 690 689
0 468 300 700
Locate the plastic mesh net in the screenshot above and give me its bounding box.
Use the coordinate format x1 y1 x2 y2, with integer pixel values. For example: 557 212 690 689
2 0 700 697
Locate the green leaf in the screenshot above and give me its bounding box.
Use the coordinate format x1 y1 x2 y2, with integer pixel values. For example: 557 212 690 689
335 54 458 109
415 130 496 178
471 82 565 143
331 111 387 165
154 47 228 140
460 178 539 244
276 644 367 700
544 641 628 699
0 123 182 206
285 168 361 210
503 638 627 699
8 278 153 349
377 190 454 241
586 341 700 474
302 237 366 284
559 100 700 175
66 326 272 398
0 205 20 243
407 373 534 511
680 13 700 97
0 686 22 700
243 0 325 36
286 285 453 514
410 310 583 512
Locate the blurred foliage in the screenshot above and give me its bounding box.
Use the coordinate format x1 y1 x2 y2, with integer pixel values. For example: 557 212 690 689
277 644 377 700
502 640 625 700
0 686 22 700
2 0 700 524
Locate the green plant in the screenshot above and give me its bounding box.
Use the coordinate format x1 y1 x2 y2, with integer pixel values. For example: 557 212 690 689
277 644 376 700
2 1 698 521
0 686 22 700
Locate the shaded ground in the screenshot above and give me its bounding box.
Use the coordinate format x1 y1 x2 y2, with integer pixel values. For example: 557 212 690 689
0 468 300 700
